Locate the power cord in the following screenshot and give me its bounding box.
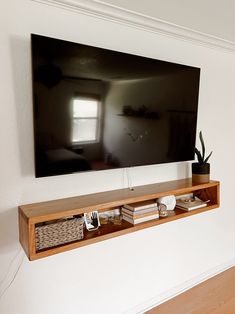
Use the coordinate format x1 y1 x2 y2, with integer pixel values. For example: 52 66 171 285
0 248 24 301
125 168 134 191
0 247 21 286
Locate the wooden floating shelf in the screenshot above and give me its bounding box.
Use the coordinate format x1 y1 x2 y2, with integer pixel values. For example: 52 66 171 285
19 178 220 260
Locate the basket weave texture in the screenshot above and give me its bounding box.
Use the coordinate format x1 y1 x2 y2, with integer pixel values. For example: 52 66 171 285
35 218 84 251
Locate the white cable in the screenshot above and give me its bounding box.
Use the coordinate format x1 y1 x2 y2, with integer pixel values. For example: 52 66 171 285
126 168 134 191
126 168 130 189
0 247 21 286
0 249 24 301
122 168 126 189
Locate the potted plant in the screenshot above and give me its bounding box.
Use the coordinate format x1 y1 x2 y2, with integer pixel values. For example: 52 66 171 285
192 131 212 184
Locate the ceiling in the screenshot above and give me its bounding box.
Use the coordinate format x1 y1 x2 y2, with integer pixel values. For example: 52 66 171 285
101 0 235 43
33 34 191 83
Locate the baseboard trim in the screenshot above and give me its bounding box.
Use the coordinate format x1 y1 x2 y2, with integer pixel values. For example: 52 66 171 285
123 258 235 314
31 0 235 53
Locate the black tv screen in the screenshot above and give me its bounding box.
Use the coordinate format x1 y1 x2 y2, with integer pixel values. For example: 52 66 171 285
31 34 200 178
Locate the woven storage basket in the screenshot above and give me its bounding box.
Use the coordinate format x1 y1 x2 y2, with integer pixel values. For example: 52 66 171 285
35 217 84 251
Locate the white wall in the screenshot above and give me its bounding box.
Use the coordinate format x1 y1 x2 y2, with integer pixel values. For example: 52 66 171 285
0 1 235 313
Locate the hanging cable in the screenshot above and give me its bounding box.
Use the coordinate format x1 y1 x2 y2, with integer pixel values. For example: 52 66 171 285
0 247 21 286
0 248 24 301
126 167 134 191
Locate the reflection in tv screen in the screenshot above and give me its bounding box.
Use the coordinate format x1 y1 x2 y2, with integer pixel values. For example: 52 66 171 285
31 34 200 178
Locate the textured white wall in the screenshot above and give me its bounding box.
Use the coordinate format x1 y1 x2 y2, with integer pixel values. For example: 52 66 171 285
0 1 235 313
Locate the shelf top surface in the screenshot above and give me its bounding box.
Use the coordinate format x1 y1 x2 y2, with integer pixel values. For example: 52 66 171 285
19 178 219 222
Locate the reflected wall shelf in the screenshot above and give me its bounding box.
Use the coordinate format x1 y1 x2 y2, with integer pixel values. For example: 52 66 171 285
19 178 220 260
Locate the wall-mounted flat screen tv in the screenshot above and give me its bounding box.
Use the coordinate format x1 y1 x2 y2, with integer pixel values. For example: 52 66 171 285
31 34 200 178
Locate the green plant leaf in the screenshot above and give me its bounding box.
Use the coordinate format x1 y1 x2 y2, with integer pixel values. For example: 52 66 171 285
195 148 203 163
204 151 212 163
199 131 205 161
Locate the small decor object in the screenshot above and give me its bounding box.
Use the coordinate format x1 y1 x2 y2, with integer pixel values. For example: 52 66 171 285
192 131 212 184
99 209 122 225
176 196 208 211
157 195 176 211
84 211 100 231
108 208 123 225
158 204 168 217
99 214 109 225
112 215 123 225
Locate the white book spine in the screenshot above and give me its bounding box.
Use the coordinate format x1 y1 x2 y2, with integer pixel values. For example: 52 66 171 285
123 214 159 224
122 207 158 215
124 204 158 211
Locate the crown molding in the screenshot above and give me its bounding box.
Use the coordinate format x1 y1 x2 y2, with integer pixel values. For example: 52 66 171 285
32 0 235 53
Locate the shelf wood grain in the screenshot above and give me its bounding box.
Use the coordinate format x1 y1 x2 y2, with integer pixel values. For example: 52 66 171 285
18 178 220 260
19 178 219 223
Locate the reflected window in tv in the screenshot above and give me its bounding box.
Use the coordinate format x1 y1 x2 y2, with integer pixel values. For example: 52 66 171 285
72 96 100 144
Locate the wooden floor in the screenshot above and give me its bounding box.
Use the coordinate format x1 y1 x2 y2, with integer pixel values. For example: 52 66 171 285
146 266 235 314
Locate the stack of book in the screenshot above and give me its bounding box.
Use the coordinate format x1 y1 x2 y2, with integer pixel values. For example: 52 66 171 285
122 200 159 225
176 196 208 211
